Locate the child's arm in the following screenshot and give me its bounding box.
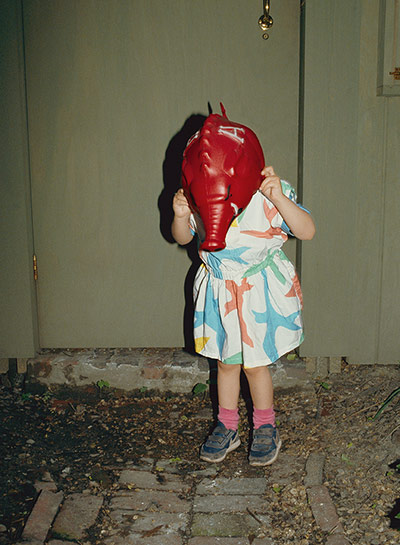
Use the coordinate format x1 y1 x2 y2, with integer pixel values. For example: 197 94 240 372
171 188 194 245
260 166 316 241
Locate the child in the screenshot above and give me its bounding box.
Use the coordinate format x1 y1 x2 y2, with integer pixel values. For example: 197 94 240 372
172 165 315 466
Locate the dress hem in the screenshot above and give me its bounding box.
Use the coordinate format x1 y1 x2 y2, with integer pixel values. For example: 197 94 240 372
195 338 304 368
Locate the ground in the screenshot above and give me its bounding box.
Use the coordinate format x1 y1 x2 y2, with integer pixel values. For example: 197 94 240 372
0 361 399 544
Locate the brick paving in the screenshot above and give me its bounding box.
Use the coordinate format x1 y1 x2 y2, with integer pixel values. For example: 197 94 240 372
15 351 345 544
52 493 103 540
306 485 345 534
21 490 63 543
17 451 348 545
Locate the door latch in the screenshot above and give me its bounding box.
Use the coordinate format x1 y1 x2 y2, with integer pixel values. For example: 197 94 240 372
389 67 400 80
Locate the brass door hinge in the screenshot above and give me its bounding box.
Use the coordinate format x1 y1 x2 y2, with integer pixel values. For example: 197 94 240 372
389 67 400 80
33 254 38 281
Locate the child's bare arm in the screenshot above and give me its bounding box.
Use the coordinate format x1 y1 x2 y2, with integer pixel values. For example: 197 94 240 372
260 166 316 241
172 189 194 245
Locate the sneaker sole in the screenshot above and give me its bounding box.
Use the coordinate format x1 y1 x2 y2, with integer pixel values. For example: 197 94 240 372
248 438 282 467
200 437 241 463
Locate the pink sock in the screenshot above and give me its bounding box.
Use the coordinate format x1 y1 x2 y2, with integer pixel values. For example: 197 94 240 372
218 406 239 430
253 406 276 429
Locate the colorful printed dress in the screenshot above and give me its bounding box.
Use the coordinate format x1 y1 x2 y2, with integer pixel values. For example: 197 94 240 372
190 180 307 368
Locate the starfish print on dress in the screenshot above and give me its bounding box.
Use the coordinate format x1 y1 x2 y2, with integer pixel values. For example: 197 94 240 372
224 278 254 348
205 247 250 278
194 280 226 354
241 199 286 240
284 272 303 308
253 269 301 362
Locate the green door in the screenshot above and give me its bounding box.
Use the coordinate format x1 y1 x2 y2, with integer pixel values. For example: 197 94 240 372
24 0 301 348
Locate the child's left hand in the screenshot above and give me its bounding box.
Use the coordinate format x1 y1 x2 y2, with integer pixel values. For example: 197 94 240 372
259 166 284 205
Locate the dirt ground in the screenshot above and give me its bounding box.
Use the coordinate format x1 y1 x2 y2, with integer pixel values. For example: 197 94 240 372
0 361 399 544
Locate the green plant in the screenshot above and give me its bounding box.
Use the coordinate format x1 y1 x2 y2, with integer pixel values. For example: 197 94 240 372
51 531 76 541
192 383 207 395
96 379 110 390
373 387 400 420
318 381 331 390
42 390 53 402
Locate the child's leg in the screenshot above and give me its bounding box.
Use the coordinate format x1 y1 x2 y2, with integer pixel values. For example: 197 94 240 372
243 364 274 409
199 360 241 463
244 365 281 466
217 360 241 408
217 360 241 429
243 365 276 427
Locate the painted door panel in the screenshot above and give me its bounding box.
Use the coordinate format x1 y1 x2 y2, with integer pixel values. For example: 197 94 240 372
24 0 300 347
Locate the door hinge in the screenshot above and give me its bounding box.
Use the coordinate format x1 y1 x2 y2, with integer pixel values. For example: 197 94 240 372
389 67 400 80
33 254 38 281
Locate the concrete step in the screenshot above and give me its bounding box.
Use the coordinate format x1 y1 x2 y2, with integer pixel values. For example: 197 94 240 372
24 348 314 394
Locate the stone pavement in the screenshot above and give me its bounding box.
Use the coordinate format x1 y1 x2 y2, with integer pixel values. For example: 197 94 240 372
19 453 349 545
14 350 349 544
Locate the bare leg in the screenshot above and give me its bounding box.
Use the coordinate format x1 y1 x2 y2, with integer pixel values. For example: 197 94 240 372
217 360 241 409
199 360 242 462
243 365 273 409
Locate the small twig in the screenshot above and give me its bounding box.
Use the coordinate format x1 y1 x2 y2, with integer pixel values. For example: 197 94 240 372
246 507 266 527
345 401 380 419
315 398 322 419
11 516 25 523
328 523 340 535
387 422 400 439
280 405 303 412
100 506 113 520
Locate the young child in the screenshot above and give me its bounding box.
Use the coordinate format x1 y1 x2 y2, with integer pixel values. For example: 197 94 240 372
172 163 315 466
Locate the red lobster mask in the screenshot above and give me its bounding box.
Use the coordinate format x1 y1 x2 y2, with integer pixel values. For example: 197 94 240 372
181 104 264 251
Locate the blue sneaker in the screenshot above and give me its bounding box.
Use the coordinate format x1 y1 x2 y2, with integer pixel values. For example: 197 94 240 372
248 424 282 466
200 421 241 463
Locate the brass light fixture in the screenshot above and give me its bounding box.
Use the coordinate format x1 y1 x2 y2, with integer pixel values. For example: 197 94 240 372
258 0 273 40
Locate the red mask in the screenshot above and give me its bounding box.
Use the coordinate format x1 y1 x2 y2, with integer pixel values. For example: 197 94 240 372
181 104 264 251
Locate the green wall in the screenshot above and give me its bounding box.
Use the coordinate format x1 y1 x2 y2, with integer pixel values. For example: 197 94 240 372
3 0 399 363
20 0 300 351
0 0 38 358
301 0 400 363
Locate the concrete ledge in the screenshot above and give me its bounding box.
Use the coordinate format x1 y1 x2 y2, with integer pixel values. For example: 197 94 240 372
26 348 314 394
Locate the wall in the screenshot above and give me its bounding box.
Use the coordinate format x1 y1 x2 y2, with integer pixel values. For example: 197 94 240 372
0 0 38 358
21 0 300 351
301 0 400 363
4 0 399 362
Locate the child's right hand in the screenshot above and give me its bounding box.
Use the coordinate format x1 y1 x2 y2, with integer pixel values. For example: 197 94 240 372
173 188 191 218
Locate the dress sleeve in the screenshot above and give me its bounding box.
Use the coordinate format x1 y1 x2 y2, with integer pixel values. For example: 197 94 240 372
189 212 206 242
189 214 197 236
279 180 311 235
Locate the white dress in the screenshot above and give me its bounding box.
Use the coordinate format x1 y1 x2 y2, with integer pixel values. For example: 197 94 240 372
190 180 306 368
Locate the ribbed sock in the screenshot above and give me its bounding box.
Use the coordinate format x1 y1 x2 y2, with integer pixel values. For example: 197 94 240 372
253 406 275 429
218 405 239 431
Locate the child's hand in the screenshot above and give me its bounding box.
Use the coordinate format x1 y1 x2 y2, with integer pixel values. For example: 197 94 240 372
259 166 284 205
173 188 191 218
